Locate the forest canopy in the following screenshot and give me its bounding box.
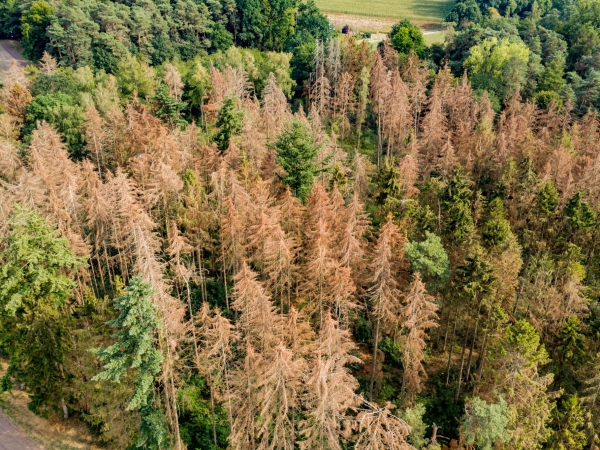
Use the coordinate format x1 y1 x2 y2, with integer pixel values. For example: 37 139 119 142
0 0 600 450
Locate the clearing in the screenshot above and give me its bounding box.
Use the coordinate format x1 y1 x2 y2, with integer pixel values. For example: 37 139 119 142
0 41 28 80
317 0 456 30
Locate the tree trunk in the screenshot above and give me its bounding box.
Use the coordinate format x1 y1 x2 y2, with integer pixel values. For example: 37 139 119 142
445 320 457 385
369 318 381 402
464 317 480 383
61 398 69 419
454 327 470 403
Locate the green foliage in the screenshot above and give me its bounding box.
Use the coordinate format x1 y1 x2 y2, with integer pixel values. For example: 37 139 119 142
446 0 483 24
564 191 596 229
214 97 244 152
549 395 587 450
481 198 511 248
460 396 511 450
116 56 156 99
404 231 451 290
534 90 563 109
0 205 86 410
179 376 230 449
558 316 586 363
273 118 321 202
93 276 163 411
537 179 559 216
0 0 21 39
440 167 475 242
401 403 430 449
21 1 53 60
236 0 297 51
376 158 403 215
501 319 550 368
454 248 496 304
138 405 171 450
24 91 85 158
153 81 188 128
389 19 426 57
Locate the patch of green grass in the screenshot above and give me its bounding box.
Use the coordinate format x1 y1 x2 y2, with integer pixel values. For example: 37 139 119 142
315 0 456 24
424 31 447 46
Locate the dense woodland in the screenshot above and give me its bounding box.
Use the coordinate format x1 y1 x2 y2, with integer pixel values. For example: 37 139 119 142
0 1 600 450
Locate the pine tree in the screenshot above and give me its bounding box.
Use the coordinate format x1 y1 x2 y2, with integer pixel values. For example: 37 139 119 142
215 97 244 152
232 262 281 351
256 342 305 449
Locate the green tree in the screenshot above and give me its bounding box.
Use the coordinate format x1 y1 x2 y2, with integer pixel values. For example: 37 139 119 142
440 167 475 243
273 118 321 202
24 92 85 158
564 191 596 229
153 81 187 128
47 0 99 67
481 198 511 248
21 1 54 60
465 37 530 78
93 276 163 411
0 205 86 411
389 19 426 57
537 179 559 216
0 0 21 39
488 320 554 448
460 396 511 450
549 395 587 450
214 97 244 152
404 231 450 291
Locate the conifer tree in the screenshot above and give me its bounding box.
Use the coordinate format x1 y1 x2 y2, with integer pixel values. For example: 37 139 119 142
274 119 321 202
354 401 413 450
299 312 362 450
485 320 555 449
368 214 406 401
232 262 281 351
94 276 163 410
400 274 439 406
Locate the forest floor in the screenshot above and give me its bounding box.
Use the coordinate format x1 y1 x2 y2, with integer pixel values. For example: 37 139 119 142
0 363 106 450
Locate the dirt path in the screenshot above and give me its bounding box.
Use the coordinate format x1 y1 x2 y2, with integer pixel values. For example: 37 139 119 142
0 409 42 450
0 40 28 80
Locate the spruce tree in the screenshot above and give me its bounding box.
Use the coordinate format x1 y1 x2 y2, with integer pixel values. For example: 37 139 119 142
93 276 163 411
274 118 321 202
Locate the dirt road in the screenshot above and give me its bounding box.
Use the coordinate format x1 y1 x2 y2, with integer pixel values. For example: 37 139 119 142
0 409 42 450
0 40 28 80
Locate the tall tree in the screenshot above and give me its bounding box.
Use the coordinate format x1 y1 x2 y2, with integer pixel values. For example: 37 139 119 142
0 204 86 411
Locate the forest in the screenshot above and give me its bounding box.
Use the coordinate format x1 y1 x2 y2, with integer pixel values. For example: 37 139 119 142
0 0 599 449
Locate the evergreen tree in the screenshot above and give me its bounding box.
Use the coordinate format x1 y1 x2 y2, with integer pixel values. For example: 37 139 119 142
404 231 450 291
549 395 587 450
93 277 164 412
214 97 244 152
460 396 511 450
274 118 321 202
0 205 86 411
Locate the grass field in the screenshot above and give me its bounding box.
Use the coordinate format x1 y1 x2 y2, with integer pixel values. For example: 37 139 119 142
315 0 455 25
